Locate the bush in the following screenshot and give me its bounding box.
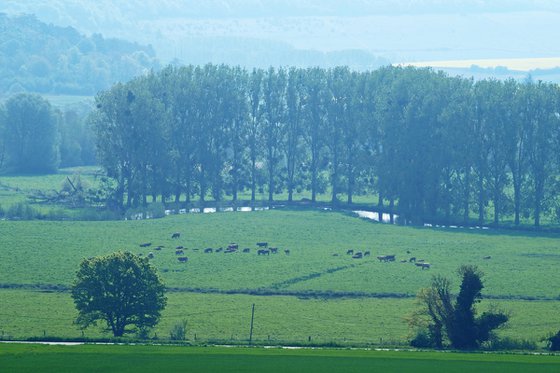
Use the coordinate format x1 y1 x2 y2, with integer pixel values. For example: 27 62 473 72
547 330 560 351
75 208 122 221
46 208 69 221
410 329 435 348
169 319 188 341
6 202 39 220
146 202 166 219
484 337 537 351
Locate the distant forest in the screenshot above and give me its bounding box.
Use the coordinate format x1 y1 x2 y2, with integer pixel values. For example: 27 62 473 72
0 13 159 96
91 64 560 227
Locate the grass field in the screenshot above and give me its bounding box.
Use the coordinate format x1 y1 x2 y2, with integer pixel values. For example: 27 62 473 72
1 208 560 345
1 169 560 346
1 344 560 373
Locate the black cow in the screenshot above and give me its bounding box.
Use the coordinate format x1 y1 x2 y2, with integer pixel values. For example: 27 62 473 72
257 242 268 248
204 248 213 253
172 232 181 239
177 256 188 263
243 248 251 253
257 249 270 256
175 249 184 255
139 242 152 248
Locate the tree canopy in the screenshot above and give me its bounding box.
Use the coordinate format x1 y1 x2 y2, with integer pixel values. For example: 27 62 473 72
0 13 159 96
71 251 167 337
91 64 560 227
410 265 508 349
4 93 59 173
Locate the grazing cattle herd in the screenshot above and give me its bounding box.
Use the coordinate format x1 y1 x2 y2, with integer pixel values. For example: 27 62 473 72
135 230 494 271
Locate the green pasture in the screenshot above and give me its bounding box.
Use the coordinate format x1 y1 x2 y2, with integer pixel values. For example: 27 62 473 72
1 289 560 345
1 344 560 373
1 210 559 298
1 209 560 345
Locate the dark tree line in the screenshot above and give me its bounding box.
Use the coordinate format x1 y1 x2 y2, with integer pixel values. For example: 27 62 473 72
0 93 96 174
91 64 560 227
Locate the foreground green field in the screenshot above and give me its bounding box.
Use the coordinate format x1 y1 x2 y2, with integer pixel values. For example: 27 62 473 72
1 209 560 345
1 344 560 373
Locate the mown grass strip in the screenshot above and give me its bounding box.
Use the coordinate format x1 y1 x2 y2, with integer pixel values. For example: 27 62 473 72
1 344 560 373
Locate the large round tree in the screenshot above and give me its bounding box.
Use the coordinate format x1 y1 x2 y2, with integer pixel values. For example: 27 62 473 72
71 251 167 337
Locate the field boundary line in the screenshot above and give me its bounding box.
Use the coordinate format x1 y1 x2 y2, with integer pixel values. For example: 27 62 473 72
2 283 559 301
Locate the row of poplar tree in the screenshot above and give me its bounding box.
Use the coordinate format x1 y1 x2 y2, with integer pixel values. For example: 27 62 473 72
91 64 560 227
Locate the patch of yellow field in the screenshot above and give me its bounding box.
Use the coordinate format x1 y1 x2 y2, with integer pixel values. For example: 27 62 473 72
399 57 560 71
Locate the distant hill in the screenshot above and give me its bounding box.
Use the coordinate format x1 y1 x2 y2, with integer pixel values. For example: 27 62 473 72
0 13 160 96
2 0 559 70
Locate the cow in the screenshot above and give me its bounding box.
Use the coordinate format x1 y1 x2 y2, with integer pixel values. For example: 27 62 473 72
284 249 290 255
204 248 213 253
154 246 162 251
353 252 363 259
347 249 354 255
377 255 396 262
400 259 408 263
243 248 251 253
139 242 152 248
176 249 184 255
228 243 239 250
483 256 491 260
364 251 371 257
257 242 268 248
172 232 181 239
225 248 237 253
216 247 223 253
409 257 416 263
176 246 184 250
415 262 431 269
147 252 154 259
177 256 188 263
257 249 270 256
269 247 278 254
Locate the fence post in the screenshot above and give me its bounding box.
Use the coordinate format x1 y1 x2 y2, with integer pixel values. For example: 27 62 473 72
249 303 255 345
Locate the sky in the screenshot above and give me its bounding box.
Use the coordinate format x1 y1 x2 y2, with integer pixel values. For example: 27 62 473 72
2 0 559 70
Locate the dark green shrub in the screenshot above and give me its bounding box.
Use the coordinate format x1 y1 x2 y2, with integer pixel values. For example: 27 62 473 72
548 330 560 351
146 202 166 219
6 202 39 220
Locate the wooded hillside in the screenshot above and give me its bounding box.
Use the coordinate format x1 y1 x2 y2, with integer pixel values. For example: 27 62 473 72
0 13 159 96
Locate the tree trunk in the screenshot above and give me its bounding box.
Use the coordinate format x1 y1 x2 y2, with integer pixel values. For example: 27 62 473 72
462 169 470 224
477 175 484 224
534 178 544 228
251 156 256 203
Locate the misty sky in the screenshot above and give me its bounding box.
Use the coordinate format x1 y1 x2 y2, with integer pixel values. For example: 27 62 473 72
2 0 559 67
